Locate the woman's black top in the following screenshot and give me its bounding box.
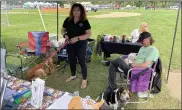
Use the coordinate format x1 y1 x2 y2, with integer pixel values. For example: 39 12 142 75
63 17 91 45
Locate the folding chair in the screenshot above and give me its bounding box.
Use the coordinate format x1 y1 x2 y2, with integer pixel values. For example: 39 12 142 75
86 38 95 62
56 46 68 73
118 55 158 103
1 40 23 79
16 31 50 69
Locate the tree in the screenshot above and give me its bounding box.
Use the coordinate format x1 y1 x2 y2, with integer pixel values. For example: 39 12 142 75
92 1 103 5
118 1 125 7
135 1 143 8
56 1 64 6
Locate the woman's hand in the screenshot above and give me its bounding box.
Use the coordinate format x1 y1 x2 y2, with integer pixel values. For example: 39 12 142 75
70 37 79 44
64 35 69 40
64 35 70 44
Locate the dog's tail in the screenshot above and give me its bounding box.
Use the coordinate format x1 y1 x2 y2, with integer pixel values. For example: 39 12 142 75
101 92 104 100
96 93 103 102
96 92 104 102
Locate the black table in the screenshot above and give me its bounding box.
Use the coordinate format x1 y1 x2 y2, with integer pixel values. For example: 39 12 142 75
101 41 142 59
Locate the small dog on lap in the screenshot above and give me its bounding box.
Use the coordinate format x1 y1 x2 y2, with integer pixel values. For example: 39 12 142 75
97 86 130 110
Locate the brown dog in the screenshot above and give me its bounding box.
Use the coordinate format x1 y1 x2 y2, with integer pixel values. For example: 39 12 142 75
27 58 55 81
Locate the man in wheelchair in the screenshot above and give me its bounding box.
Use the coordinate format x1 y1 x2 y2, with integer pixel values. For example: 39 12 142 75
108 32 159 97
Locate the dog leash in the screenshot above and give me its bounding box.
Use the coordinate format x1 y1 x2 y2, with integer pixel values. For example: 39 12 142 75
34 42 68 69
43 42 68 63
34 39 75 70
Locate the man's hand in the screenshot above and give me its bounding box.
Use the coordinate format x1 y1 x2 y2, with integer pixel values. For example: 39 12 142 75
124 58 129 65
70 37 79 44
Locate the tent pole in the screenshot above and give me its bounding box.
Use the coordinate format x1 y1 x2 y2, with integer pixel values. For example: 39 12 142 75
5 1 9 26
166 1 181 83
37 4 47 31
57 1 59 41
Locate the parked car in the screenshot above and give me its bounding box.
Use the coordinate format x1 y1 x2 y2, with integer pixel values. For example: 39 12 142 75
85 6 91 11
169 5 179 10
85 6 98 12
1 7 12 10
91 7 98 12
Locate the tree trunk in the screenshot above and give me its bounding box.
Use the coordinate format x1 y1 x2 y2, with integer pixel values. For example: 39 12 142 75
154 1 156 10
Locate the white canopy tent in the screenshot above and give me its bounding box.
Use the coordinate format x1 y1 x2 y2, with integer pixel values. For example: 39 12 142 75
1 0 181 81
45 2 52 6
1 1 9 26
0 1 181 109
1 0 181 79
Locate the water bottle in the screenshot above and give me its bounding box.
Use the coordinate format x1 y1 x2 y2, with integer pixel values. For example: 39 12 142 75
73 91 79 96
86 95 91 100
113 36 117 42
122 35 126 43
109 36 113 42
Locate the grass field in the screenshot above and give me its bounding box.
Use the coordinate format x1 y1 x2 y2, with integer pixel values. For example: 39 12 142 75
1 9 181 109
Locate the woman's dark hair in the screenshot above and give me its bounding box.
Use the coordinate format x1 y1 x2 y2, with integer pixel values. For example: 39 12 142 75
150 37 155 45
69 3 87 21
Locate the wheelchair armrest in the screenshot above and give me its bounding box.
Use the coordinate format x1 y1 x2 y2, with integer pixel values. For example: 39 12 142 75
128 67 154 74
6 53 20 58
5 53 23 67
127 67 154 79
129 67 153 71
120 55 128 59
16 41 29 51
6 53 23 62
16 41 29 48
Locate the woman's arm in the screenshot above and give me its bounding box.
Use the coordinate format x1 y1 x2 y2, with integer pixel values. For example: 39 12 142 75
78 19 92 40
70 19 92 44
70 29 91 44
61 27 69 41
61 27 67 36
78 29 92 40
61 17 68 37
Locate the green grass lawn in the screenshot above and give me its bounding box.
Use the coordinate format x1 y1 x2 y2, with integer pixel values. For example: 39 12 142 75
1 9 181 109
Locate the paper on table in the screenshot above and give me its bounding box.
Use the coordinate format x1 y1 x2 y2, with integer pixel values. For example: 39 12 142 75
46 92 73 109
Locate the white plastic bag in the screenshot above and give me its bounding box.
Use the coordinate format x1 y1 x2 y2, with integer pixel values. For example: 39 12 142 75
31 78 45 109
1 49 6 73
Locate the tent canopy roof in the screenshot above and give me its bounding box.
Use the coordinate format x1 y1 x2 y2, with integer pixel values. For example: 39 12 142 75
5 0 180 2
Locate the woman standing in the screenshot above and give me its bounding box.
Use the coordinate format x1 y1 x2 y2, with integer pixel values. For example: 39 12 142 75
130 22 148 43
61 3 92 89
